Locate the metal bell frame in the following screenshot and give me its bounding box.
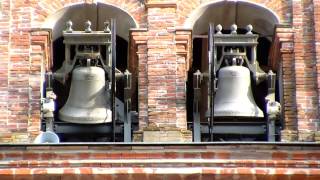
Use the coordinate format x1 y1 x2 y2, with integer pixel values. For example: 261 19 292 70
40 19 134 142
193 23 281 142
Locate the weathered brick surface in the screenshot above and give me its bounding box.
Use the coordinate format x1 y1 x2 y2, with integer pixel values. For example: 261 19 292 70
0 144 319 179
0 0 320 143
314 0 320 135
292 0 319 141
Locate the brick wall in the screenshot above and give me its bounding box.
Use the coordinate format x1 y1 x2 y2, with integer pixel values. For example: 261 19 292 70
0 144 319 179
0 0 320 142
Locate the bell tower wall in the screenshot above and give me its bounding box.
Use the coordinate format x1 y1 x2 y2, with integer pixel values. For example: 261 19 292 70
0 0 319 142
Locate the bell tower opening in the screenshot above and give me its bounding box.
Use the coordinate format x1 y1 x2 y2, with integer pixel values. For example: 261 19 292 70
186 1 281 141
41 3 137 142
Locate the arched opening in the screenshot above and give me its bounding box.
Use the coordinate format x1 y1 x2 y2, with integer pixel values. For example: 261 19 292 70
42 3 137 142
186 1 281 141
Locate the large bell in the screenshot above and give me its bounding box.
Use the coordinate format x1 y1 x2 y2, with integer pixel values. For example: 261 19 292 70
59 65 112 124
214 65 263 118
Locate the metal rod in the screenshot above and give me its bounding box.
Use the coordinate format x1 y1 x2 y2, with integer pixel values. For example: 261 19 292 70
208 23 215 142
193 70 201 142
111 19 116 142
124 70 132 142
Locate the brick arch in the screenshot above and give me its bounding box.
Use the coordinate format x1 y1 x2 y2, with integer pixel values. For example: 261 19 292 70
32 0 145 29
179 0 290 30
183 0 282 37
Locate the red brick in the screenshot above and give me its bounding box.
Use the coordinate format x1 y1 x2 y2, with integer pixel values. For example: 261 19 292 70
33 175 61 180
215 152 230 159
40 153 57 160
77 153 90 159
201 174 216 180
15 168 32 175
0 169 14 175
166 174 182 180
22 152 39 160
114 174 130 180
183 174 201 180
307 153 320 160
32 168 48 174
292 153 307 160
92 174 113 180
148 153 164 159
79 167 92 174
61 175 80 180
15 175 33 180
291 174 308 180
272 152 288 160
131 174 149 180
63 168 75 174
201 152 215 159
183 153 199 158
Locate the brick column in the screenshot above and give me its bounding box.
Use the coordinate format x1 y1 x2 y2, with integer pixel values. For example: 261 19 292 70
6 0 37 143
270 25 297 141
29 30 52 141
313 0 320 142
0 0 50 143
0 0 10 142
292 0 319 141
129 29 148 128
175 29 192 129
136 1 191 142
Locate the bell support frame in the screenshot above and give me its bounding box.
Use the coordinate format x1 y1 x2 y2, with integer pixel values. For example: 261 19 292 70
193 23 281 142
40 19 134 142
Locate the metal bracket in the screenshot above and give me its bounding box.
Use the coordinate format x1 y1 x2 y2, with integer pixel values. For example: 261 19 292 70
266 70 281 141
193 70 202 142
123 70 132 142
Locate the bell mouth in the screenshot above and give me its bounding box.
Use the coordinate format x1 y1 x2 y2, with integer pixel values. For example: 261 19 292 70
212 116 265 121
213 100 264 118
59 106 112 124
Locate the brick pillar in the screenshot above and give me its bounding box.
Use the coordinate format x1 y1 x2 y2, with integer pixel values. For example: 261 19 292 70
314 0 320 142
271 25 297 141
135 1 191 142
0 0 10 142
292 0 319 141
29 30 52 142
0 0 48 143
129 29 148 128
6 0 36 143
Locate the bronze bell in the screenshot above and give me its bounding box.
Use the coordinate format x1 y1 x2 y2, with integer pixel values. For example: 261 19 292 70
214 58 263 118
59 60 112 124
